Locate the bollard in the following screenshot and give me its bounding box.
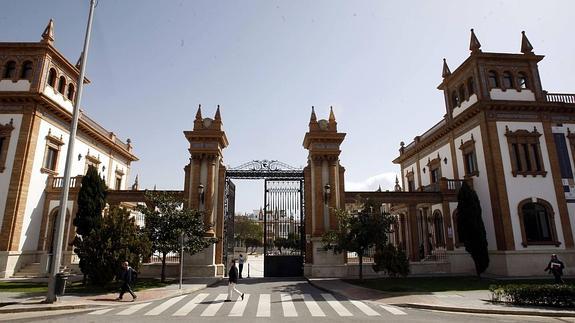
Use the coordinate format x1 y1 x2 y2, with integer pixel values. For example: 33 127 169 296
248 263 250 278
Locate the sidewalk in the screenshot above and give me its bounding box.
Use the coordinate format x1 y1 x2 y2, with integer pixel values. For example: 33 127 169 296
308 278 575 317
0 277 222 314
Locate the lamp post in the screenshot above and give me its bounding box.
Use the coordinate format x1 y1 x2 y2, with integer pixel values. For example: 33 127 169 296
45 0 96 304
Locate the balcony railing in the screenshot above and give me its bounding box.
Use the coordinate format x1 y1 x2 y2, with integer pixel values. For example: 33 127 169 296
420 178 468 193
48 175 83 191
546 93 575 104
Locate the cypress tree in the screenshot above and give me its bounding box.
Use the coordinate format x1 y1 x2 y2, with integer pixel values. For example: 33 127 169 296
73 165 107 236
456 181 489 277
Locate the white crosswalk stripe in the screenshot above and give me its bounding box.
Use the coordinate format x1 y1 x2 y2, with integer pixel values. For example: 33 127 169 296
256 294 271 317
200 293 227 316
350 300 380 316
144 294 187 315
116 302 152 315
281 293 298 317
88 308 114 315
321 293 353 316
303 293 326 317
228 294 250 316
172 293 209 316
380 304 407 315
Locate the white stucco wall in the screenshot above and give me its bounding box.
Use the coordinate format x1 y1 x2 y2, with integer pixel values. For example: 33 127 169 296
455 126 497 250
490 89 535 101
418 143 453 187
0 80 31 92
18 116 132 251
496 121 565 250
42 85 73 114
452 94 477 118
0 114 23 232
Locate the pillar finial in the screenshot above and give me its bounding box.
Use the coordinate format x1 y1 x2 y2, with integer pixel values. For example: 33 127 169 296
41 19 55 45
469 28 482 53
521 31 534 54
442 58 451 78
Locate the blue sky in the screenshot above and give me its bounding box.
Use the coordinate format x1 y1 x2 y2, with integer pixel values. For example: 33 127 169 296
2 0 574 213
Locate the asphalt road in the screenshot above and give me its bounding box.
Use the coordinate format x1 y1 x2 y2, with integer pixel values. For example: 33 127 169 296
5 278 574 323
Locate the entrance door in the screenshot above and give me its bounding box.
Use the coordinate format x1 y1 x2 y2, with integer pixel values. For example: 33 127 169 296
263 179 304 277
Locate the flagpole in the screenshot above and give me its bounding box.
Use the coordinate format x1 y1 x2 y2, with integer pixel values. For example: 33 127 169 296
45 0 96 303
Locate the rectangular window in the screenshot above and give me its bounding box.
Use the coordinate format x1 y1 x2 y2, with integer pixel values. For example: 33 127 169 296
115 176 122 190
43 146 58 171
0 120 15 173
506 128 546 177
408 180 415 192
460 137 479 177
430 168 440 184
553 133 573 178
0 137 4 155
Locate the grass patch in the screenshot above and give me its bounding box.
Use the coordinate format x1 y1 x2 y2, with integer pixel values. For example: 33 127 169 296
0 278 174 295
345 276 574 293
0 282 47 294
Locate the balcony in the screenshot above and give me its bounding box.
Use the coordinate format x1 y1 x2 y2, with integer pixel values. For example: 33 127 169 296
546 92 575 104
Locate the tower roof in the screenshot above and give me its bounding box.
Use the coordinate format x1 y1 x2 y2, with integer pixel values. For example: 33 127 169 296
41 19 55 45
469 28 481 53
442 58 451 78
521 31 534 54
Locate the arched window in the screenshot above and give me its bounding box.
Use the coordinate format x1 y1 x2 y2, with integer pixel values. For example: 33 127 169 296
488 71 499 88
502 71 514 89
518 199 559 247
47 68 57 87
433 210 445 247
20 61 33 80
518 72 529 89
458 84 466 102
67 83 75 101
467 77 475 96
3 61 16 79
451 91 460 107
57 76 66 93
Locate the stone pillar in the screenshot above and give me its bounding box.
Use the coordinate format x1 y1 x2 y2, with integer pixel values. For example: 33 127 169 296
182 106 228 277
408 204 419 261
303 107 347 277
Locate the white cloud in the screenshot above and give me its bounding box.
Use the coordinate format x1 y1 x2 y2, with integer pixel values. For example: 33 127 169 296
345 172 399 192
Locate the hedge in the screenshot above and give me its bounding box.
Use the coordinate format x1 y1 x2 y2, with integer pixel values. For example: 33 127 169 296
490 284 575 308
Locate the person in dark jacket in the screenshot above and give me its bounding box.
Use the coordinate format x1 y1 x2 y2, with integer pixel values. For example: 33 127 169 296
544 254 565 284
116 261 137 301
225 260 244 302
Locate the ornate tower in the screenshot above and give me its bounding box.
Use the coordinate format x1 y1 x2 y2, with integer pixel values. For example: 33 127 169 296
303 107 347 277
183 105 228 276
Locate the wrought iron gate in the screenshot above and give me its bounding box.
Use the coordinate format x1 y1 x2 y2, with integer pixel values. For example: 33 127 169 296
264 179 304 277
225 160 305 277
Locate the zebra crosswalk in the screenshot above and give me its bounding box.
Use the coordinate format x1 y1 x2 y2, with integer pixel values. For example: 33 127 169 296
87 292 408 318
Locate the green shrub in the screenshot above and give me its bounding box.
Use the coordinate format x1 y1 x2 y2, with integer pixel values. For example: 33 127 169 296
489 284 575 308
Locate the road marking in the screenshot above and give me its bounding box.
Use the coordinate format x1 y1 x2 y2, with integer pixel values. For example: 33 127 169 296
172 293 209 316
200 294 227 316
303 293 325 317
256 294 271 317
144 295 187 315
281 293 298 317
116 302 152 315
228 294 250 316
321 293 352 316
380 304 407 315
350 300 380 316
88 308 114 315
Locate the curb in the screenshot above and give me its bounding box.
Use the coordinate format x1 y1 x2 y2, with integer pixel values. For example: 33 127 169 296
0 303 103 314
395 303 575 318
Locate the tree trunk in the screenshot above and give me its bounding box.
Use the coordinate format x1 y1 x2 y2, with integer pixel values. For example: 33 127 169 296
359 252 364 281
161 253 167 283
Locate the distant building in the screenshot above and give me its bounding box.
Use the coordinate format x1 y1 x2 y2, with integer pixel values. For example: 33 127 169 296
393 30 575 276
0 20 137 278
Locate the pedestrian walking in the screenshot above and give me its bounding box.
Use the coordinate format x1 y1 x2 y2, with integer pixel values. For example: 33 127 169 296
225 260 244 302
116 261 137 301
238 254 245 278
544 254 565 284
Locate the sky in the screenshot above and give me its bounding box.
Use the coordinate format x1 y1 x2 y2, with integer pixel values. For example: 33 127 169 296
2 0 574 213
